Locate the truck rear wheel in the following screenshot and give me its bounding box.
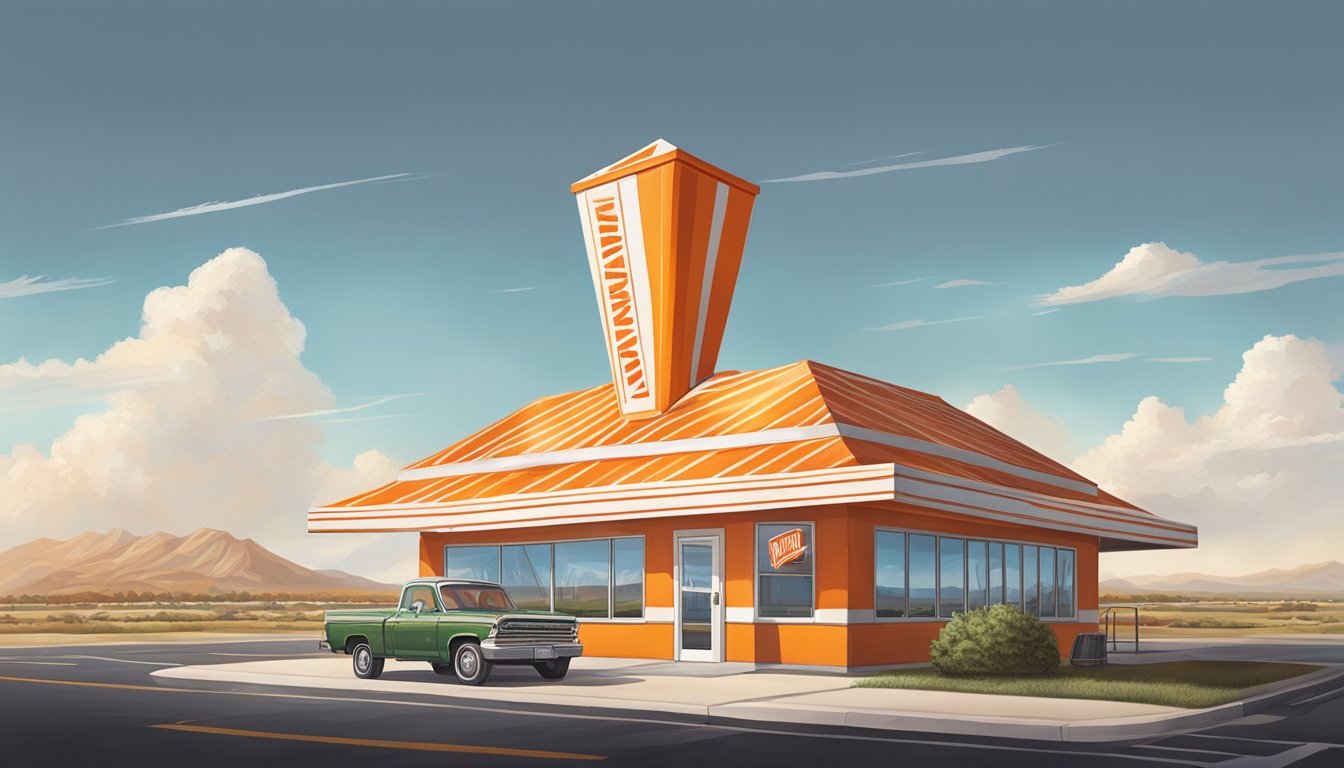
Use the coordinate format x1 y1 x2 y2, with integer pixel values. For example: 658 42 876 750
352 642 384 680
452 641 492 686
533 658 570 680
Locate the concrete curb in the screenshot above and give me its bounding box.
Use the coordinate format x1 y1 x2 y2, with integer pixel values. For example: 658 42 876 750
1058 665 1344 743
152 662 1344 744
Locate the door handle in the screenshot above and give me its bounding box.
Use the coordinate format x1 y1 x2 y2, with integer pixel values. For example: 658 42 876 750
712 592 720 606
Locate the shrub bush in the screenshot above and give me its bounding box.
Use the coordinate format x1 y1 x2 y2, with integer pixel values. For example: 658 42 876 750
929 604 1060 676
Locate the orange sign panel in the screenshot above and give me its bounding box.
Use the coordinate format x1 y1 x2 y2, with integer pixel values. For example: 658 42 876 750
767 527 808 570
573 140 760 420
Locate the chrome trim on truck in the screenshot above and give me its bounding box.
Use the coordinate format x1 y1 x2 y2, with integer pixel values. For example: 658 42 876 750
481 639 583 662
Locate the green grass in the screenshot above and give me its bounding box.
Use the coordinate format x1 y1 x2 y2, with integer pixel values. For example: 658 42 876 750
854 661 1321 709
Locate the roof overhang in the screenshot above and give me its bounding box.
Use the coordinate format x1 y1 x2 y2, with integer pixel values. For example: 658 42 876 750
309 460 1196 551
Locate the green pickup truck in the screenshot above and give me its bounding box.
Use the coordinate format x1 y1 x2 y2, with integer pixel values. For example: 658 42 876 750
321 578 582 685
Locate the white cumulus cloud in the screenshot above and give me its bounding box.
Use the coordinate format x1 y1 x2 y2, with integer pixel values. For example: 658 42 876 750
965 334 1344 576
0 248 413 580
1039 242 1344 305
964 385 1078 464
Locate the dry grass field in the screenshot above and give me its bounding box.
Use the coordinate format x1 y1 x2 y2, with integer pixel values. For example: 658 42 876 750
1099 598 1344 637
0 600 389 636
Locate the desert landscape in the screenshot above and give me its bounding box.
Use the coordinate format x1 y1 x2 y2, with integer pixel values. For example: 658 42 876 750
0 528 396 640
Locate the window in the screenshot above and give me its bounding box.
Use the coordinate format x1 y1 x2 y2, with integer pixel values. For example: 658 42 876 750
938 537 965 618
967 540 989 609
445 585 514 610
501 544 550 611
1039 546 1057 618
756 523 814 618
400 584 438 612
874 530 907 618
873 530 1077 622
444 546 500 582
1023 545 1039 616
907 534 937 618
1057 548 1076 618
989 542 1004 605
554 540 611 618
444 537 645 619
1005 544 1022 607
613 538 645 618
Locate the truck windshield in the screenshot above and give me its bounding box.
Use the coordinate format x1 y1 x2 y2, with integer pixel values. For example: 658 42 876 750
442 585 515 611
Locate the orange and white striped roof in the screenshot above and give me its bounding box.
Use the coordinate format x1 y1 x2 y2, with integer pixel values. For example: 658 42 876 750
309 361 1196 550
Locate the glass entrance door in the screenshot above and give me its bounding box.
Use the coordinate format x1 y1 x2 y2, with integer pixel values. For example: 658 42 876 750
676 534 722 662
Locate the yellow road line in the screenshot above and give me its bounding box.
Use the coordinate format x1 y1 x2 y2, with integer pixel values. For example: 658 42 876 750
150 723 604 760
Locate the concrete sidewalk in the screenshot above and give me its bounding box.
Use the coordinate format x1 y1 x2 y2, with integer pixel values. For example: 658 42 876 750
152 653 1344 743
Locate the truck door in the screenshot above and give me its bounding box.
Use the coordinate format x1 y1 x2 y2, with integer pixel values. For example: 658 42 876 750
386 584 441 659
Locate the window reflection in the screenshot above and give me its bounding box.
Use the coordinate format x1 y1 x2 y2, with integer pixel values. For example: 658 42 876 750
938 537 965 618
875 531 906 618
907 534 937 618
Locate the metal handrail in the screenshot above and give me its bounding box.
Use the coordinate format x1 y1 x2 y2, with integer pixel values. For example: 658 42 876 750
1100 606 1139 652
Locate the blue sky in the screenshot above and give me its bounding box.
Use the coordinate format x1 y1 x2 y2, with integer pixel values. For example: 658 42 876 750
2 1 1342 577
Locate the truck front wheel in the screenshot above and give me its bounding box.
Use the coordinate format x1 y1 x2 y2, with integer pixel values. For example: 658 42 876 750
352 642 384 680
452 641 492 686
533 658 570 680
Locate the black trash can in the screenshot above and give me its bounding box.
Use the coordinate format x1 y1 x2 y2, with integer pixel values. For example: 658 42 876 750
1070 632 1108 667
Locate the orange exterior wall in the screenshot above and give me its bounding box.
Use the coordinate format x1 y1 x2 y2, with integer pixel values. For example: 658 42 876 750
417 500 1099 669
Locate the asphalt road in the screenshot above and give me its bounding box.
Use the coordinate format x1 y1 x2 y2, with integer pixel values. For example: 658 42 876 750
0 637 1341 767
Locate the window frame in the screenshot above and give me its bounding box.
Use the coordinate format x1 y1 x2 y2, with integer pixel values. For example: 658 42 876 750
753 521 816 622
443 534 646 623
872 525 1080 623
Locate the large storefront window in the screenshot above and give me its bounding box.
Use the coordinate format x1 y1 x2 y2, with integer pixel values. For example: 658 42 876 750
554 540 610 618
874 529 1077 621
756 523 814 618
445 537 644 619
443 546 500 582
938 537 965 618
501 544 550 610
907 534 937 617
875 530 906 618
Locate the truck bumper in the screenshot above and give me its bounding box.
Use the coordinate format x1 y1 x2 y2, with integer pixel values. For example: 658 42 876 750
480 641 584 662
318 639 331 652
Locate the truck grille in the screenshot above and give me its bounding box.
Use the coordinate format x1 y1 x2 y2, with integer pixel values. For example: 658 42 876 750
495 619 577 645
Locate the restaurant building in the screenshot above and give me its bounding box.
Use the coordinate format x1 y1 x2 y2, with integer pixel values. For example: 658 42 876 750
310 140 1197 670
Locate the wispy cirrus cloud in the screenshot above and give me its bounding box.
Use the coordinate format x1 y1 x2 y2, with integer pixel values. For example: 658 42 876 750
865 314 997 332
488 286 541 294
96 173 424 229
1001 353 1138 370
843 151 925 167
254 393 422 423
1038 242 1344 305
867 277 931 288
762 145 1050 184
934 279 996 289
1 275 115 300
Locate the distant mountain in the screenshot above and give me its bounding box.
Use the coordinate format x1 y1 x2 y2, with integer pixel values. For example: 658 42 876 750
0 528 397 596
1101 561 1344 597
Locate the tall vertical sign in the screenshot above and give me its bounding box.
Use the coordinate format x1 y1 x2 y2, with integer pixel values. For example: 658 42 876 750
573 140 760 420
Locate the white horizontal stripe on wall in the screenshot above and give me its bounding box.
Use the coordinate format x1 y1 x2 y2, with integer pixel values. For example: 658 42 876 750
1078 609 1100 623
725 607 754 623
644 606 674 623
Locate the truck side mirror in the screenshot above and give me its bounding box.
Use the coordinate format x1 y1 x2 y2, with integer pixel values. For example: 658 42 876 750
411 600 425 615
